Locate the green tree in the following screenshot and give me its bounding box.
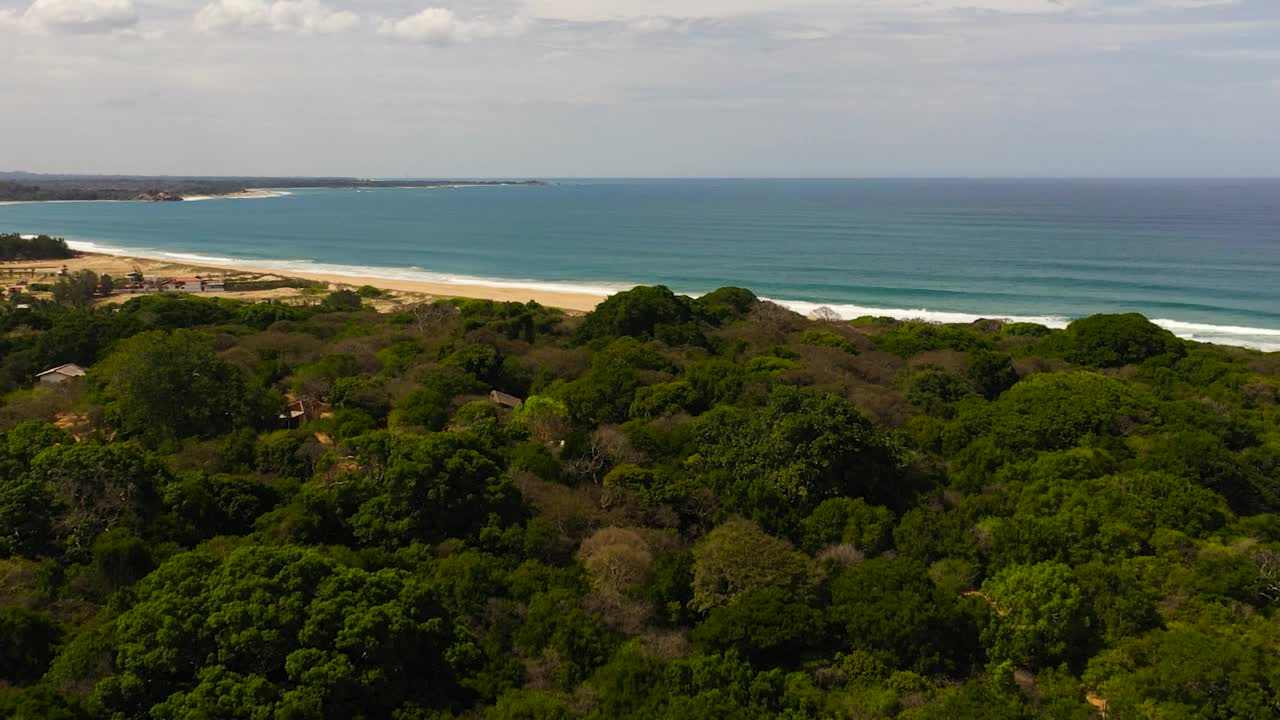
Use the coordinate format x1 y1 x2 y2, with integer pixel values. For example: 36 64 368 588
695 286 758 325
690 520 813 611
966 348 1018 399
512 396 571 444
0 607 62 685
93 329 277 442
389 387 450 431
347 431 522 546
0 479 54 558
694 386 907 532
980 562 1090 669
799 498 895 555
573 285 708 346
28 441 168 558
1052 313 1184 367
97 546 460 718
691 587 821 665
1085 610 1280 720
320 289 363 312
51 270 98 308
826 557 973 674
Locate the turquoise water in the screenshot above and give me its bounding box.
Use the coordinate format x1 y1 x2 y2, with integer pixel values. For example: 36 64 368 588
2 179 1279 350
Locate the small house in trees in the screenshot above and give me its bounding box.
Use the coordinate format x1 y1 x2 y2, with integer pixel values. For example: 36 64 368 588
36 363 86 386
489 390 523 409
279 398 331 428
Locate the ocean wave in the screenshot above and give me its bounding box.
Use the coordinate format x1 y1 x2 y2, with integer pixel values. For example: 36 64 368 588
1148 319 1280 352
766 298 1072 329
766 300 1280 352
65 239 627 297
63 239 1280 352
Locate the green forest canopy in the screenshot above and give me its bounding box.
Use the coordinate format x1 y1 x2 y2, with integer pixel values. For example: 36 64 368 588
0 234 74 262
0 281 1277 719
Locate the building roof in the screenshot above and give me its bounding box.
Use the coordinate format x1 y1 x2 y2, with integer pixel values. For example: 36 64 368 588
489 390 524 407
37 363 86 378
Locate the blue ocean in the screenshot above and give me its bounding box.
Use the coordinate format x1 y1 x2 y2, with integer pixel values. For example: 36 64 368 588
2 179 1278 350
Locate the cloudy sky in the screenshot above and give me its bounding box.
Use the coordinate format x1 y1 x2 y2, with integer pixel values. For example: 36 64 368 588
0 0 1276 177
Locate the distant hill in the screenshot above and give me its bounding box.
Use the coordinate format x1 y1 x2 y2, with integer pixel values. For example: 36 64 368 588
0 172 546 202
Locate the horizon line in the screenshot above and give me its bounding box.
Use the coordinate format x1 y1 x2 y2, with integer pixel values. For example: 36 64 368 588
5 171 1280 182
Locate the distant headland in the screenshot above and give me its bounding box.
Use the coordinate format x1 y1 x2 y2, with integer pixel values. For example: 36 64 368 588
0 171 547 203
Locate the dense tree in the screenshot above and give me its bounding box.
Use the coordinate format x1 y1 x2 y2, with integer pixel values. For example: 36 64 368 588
1050 313 1184 367
877 322 990 357
827 558 974 674
0 284 1273 719
96 546 461 718
573 285 708 346
1085 610 1280 720
28 441 169 558
694 386 908 531
0 233 74 260
692 587 822 665
51 271 99 308
389 387 450 431
966 348 1018 399
93 329 278 442
0 607 62 685
346 431 522 546
690 520 814 611
695 287 759 325
980 562 1090 669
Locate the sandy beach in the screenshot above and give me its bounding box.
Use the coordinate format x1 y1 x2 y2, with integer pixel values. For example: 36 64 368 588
181 189 293 202
1 252 608 313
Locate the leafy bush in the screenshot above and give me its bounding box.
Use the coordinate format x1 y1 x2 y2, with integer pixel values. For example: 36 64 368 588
799 329 858 354
877 322 990 357
1048 313 1184 367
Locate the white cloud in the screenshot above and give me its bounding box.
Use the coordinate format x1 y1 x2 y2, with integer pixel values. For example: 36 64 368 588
21 0 138 33
194 0 359 34
626 17 679 33
1149 0 1239 7
519 0 1113 22
379 7 528 44
271 0 358 32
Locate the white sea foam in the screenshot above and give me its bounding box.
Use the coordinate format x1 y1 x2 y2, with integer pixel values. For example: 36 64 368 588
768 298 1072 329
181 190 292 202
1148 319 1280 352
65 239 626 297
62 239 1280 352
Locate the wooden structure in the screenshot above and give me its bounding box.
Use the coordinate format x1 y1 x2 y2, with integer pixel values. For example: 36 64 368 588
37 363 86 386
489 390 524 409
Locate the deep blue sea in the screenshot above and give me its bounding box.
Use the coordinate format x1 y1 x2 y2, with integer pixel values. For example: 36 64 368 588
2 179 1279 350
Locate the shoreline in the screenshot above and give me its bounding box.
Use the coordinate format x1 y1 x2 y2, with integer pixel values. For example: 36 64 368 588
0 189 292 206
29 252 610 313
34 252 1280 351
2 248 1278 351
181 189 293 202
208 260 608 311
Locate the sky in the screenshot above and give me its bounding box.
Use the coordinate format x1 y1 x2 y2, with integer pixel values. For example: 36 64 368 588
0 0 1277 177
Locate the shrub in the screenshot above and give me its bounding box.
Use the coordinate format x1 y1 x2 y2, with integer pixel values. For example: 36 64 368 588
800 329 858 355
1050 313 1184 368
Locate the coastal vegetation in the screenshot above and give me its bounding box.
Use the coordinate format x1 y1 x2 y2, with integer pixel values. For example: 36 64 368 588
0 234 74 262
0 173 546 203
0 279 1277 718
